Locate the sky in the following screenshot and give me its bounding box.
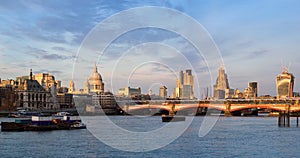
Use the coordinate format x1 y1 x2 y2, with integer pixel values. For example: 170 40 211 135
0 0 300 97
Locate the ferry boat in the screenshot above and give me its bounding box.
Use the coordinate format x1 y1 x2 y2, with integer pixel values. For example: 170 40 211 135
1 114 86 132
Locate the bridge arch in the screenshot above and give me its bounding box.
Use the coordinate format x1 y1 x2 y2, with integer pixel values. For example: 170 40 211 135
230 104 283 112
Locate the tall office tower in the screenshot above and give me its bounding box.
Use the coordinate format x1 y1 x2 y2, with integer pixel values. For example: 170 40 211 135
159 86 168 99
213 65 231 99
248 82 258 98
173 69 194 99
276 67 295 99
243 82 258 99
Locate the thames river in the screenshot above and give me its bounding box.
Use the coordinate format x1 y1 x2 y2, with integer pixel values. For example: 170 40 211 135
1 116 300 157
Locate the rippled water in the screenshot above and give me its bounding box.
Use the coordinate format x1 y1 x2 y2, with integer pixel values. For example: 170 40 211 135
1 116 300 157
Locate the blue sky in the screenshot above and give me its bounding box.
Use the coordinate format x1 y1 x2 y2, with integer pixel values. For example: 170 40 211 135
0 0 300 97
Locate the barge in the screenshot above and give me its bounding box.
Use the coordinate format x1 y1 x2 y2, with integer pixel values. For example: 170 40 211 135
1 115 86 132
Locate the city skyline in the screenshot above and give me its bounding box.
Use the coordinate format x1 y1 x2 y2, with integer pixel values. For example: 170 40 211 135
0 64 298 99
0 1 300 96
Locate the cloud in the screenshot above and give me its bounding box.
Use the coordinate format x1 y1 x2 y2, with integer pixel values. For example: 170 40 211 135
35 69 63 75
41 53 73 60
51 46 68 51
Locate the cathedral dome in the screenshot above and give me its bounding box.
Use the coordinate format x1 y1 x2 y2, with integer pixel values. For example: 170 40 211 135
89 64 102 81
87 64 104 93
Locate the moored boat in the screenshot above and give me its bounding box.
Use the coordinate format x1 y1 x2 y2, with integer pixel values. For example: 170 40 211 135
70 122 87 129
162 114 185 122
1 115 86 132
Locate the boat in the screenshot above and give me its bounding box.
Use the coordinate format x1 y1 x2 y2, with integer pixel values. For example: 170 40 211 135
1 115 86 132
162 115 186 122
269 112 280 117
70 122 87 129
161 102 185 122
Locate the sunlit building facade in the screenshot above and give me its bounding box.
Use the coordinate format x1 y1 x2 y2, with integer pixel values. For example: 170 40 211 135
118 87 141 97
172 69 194 99
244 82 258 99
68 64 105 95
15 70 55 110
276 68 295 99
159 86 168 99
213 65 234 99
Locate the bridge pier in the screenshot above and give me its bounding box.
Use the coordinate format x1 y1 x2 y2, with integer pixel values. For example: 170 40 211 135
297 112 299 127
224 103 231 117
278 104 290 127
278 111 290 127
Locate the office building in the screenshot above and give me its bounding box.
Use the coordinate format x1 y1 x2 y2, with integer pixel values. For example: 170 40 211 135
213 65 234 99
172 69 194 99
276 68 295 99
159 86 168 99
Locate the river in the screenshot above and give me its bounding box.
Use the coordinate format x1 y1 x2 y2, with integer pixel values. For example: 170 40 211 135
0 116 299 157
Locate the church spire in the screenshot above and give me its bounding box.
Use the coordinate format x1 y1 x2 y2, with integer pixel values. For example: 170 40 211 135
94 63 98 73
30 69 33 80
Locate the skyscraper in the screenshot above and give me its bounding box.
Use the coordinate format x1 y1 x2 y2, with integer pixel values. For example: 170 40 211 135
172 69 194 99
159 86 167 99
213 65 232 99
276 67 295 99
248 82 258 98
243 82 258 99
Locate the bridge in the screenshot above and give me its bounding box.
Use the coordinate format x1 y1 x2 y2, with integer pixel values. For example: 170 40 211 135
121 99 300 115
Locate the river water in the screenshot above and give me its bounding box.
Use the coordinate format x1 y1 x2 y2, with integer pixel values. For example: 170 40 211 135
0 116 299 158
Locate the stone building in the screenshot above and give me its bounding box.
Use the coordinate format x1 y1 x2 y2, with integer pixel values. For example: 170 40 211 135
0 86 16 111
15 70 55 110
68 64 105 95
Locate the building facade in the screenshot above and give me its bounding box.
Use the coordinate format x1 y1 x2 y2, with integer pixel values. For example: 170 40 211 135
243 82 258 99
15 77 54 110
213 65 234 99
69 64 104 95
88 64 104 94
276 68 295 99
91 92 120 114
172 69 194 99
118 87 141 97
159 86 168 99
0 86 16 111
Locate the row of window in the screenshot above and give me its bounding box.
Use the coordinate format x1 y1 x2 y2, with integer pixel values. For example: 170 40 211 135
19 93 47 101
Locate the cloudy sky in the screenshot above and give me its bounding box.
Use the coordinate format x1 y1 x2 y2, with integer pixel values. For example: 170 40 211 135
0 0 300 97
